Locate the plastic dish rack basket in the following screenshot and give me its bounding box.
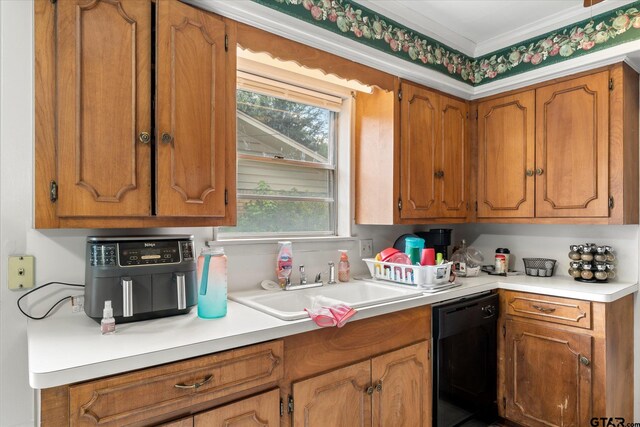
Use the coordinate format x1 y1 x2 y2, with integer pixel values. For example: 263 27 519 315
363 258 452 288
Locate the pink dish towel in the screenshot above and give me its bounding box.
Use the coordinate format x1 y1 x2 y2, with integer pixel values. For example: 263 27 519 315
305 296 357 328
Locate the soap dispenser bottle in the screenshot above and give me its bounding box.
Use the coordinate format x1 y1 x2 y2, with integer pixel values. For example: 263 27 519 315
338 250 350 282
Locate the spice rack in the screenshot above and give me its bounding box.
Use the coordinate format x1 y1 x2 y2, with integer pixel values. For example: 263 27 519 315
567 243 616 283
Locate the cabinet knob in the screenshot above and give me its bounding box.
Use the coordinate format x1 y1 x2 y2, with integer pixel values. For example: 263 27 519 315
525 169 534 177
375 382 383 392
434 170 445 178
366 386 374 395
579 355 590 366
138 131 151 144
536 168 544 176
161 133 173 144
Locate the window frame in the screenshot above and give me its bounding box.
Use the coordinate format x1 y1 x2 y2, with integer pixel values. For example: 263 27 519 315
216 60 354 241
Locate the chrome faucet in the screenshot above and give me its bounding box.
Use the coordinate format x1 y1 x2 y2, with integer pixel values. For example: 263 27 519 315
284 265 324 291
327 262 337 285
299 265 307 286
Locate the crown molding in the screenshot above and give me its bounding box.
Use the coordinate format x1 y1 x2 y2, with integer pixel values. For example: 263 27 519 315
354 0 476 56
474 0 634 56
187 0 475 98
189 0 640 100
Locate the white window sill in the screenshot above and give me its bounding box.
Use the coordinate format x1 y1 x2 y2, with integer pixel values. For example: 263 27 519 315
208 235 357 247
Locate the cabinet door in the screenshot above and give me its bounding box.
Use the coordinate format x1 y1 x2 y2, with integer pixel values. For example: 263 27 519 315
400 82 440 219
371 341 430 427
56 0 151 217
477 91 535 218
194 389 280 427
504 320 592 427
156 0 230 217
438 96 468 218
535 72 609 218
292 360 371 427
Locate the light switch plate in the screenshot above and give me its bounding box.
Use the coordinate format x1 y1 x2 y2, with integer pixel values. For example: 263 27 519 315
8 255 35 290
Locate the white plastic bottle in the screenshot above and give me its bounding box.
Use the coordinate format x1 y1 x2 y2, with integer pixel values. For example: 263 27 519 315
338 250 350 282
101 300 115 335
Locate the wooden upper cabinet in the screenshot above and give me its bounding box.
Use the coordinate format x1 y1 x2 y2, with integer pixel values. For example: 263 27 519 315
292 360 372 427
477 91 535 218
535 71 609 218
399 82 469 220
439 96 468 218
476 65 638 224
37 0 237 227
504 320 592 427
56 0 151 217
156 0 230 217
371 341 430 427
400 82 440 219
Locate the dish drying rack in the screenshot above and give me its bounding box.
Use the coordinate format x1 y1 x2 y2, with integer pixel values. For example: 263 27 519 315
363 259 455 292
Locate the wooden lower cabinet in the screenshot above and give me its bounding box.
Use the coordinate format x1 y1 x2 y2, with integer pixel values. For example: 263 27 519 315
158 389 280 427
194 389 280 426
41 340 284 427
499 291 634 427
292 360 372 427
504 320 592 427
291 342 430 427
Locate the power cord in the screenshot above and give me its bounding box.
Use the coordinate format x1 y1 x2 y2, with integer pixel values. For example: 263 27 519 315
17 281 85 320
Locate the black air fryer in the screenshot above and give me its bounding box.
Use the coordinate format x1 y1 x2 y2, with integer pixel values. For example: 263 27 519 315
85 235 198 323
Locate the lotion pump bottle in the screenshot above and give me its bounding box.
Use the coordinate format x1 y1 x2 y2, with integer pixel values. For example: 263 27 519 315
338 250 350 282
101 300 115 335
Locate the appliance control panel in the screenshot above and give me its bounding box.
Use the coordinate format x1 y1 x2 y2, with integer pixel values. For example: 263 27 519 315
89 238 194 267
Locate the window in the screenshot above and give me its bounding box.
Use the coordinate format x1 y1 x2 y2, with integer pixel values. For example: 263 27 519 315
218 71 348 238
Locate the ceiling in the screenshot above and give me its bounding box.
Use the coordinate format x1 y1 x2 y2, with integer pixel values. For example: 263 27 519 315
356 0 635 56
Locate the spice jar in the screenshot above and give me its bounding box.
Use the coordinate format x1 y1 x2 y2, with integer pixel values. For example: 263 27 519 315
569 250 581 260
580 252 594 262
569 268 582 278
581 269 594 280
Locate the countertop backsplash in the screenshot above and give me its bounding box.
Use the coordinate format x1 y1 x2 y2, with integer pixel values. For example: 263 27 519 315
453 223 639 283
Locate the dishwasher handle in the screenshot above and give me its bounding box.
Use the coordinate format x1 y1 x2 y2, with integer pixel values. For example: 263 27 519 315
481 304 497 318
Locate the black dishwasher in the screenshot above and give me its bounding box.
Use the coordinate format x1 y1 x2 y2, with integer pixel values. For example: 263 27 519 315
432 292 499 427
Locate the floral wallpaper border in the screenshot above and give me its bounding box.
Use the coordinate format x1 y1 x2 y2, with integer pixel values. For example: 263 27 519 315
250 0 640 86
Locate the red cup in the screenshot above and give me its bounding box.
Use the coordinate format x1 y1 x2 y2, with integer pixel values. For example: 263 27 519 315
420 248 436 266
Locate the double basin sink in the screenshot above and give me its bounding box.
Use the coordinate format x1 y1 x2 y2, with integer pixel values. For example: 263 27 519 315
229 281 424 321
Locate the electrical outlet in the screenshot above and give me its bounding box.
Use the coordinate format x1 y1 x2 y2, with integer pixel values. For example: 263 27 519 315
8 255 35 290
360 239 374 257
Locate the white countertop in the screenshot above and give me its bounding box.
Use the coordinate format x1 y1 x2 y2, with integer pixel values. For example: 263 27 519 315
27 274 638 389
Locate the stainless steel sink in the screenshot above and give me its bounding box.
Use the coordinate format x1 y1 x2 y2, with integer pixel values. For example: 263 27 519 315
229 281 423 321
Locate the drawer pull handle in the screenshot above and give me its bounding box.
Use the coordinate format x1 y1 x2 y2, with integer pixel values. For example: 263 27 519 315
579 355 590 366
532 304 556 314
174 374 213 390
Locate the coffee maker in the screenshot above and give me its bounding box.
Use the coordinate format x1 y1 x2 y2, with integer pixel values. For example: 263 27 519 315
84 235 198 323
416 229 452 259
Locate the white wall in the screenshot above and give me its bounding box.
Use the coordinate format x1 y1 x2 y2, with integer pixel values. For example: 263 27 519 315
454 223 640 420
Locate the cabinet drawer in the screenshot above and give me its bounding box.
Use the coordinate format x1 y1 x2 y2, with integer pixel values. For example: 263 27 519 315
69 340 283 427
504 291 591 329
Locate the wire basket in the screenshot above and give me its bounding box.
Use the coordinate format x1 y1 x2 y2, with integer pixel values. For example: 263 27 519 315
522 258 556 277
